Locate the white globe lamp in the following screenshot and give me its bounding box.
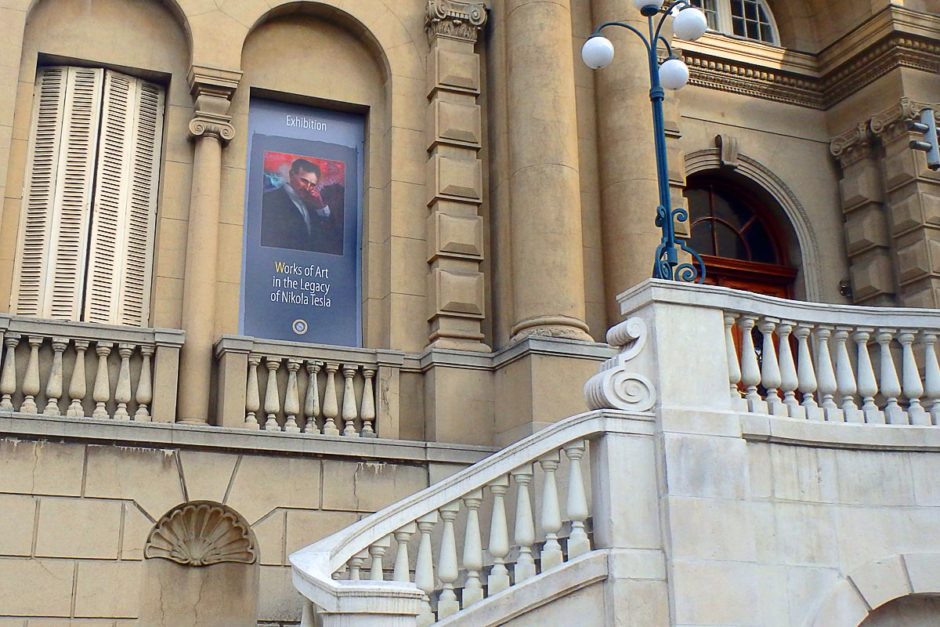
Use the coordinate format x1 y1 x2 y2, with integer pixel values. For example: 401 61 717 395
673 7 708 40
659 58 689 90
581 36 615 70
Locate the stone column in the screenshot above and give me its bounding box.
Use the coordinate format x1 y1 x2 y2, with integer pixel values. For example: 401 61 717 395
177 66 240 424
871 98 940 308
506 0 592 341
830 122 898 305
424 0 490 352
592 0 666 320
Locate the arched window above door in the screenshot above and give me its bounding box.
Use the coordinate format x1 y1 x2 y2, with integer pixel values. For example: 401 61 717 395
686 173 796 297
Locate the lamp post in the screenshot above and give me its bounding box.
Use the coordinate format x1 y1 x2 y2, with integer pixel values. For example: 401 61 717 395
582 0 708 282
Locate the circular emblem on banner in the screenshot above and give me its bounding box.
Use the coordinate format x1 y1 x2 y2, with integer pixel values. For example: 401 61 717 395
291 319 309 335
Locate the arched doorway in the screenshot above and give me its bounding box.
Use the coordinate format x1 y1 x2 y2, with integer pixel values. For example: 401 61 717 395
686 173 797 298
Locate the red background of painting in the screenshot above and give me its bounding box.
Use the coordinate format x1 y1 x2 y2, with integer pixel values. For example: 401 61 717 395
263 151 346 187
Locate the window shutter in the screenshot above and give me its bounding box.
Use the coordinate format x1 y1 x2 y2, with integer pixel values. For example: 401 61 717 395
84 71 164 326
13 66 103 320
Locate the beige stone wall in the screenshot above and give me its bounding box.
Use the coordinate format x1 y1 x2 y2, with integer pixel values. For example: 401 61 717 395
0 436 448 624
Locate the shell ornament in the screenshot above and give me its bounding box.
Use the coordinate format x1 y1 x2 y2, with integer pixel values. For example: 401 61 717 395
144 501 258 567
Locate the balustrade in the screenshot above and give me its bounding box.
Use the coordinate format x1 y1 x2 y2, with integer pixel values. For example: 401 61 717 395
722 306 940 427
0 315 182 422
214 336 404 438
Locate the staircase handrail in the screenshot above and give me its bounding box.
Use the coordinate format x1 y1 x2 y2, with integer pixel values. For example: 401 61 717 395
289 408 653 612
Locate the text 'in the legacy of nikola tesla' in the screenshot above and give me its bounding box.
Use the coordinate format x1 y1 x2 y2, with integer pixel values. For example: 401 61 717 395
270 261 333 308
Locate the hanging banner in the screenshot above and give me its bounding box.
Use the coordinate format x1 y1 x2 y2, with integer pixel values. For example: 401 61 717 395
241 99 363 346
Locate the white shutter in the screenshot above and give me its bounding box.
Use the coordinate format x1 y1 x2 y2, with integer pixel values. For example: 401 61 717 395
12 67 67 317
83 71 164 326
12 67 103 320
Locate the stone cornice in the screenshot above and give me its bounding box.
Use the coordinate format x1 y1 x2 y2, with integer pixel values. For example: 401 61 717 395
426 0 488 44
678 7 940 110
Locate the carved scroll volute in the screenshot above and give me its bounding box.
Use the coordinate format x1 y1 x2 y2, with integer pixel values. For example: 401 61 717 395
426 0 488 43
144 501 258 567
583 317 656 412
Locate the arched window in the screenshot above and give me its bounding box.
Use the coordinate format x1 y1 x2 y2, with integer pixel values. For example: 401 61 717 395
688 0 779 45
686 173 796 297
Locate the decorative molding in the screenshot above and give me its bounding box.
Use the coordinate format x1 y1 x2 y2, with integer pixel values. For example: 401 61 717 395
680 21 940 110
870 96 928 143
188 116 236 142
584 318 656 412
426 0 487 44
715 134 739 169
144 501 257 566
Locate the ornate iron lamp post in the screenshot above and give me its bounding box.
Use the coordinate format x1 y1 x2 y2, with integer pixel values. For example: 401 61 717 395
582 0 708 282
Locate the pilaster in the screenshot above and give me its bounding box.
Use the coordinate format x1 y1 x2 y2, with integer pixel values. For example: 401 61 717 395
871 98 940 308
424 0 490 352
830 122 897 306
177 65 241 425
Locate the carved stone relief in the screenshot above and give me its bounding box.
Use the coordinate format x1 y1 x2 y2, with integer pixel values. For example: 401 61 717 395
144 501 258 567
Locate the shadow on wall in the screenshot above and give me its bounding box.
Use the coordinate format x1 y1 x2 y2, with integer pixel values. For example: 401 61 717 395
138 501 260 627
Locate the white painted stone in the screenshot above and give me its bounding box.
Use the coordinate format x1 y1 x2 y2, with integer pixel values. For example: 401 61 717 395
667 497 756 562
849 554 911 610
903 553 940 594
772 502 840 567
663 433 749 499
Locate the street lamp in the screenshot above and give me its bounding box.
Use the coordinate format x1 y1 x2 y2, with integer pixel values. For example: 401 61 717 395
582 0 708 283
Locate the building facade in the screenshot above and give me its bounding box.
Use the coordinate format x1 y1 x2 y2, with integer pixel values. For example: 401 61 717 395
0 0 938 624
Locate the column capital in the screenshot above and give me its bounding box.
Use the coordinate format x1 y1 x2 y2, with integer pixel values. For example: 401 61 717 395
870 96 929 144
187 65 241 143
426 0 488 44
830 122 874 168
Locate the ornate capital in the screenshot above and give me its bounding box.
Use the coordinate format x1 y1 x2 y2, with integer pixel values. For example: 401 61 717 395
870 96 926 144
830 122 873 168
426 0 487 44
187 65 241 144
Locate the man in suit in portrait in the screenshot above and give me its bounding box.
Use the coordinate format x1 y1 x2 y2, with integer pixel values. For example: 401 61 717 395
261 158 344 255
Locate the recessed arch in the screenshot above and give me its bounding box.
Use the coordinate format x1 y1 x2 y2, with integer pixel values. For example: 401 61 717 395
686 147 822 301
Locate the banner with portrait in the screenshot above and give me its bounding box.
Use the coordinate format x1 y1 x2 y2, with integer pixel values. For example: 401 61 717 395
241 99 363 345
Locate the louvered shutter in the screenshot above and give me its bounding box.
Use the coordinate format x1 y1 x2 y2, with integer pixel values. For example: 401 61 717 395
13 67 103 320
83 71 164 325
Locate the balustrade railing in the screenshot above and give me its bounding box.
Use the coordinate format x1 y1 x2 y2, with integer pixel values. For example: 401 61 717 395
290 411 645 626
215 336 404 438
0 314 183 422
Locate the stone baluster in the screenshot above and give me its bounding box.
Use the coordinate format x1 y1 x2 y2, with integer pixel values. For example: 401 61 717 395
0 334 19 411
245 354 261 429
415 511 438 627
44 338 67 416
877 330 904 424
777 322 801 418
923 332 940 425
135 345 154 421
487 475 511 595
759 318 784 415
738 315 763 412
67 340 88 417
113 344 134 421
899 330 928 425
341 364 359 437
539 451 563 570
815 326 840 421
304 361 322 434
563 441 590 557
437 501 461 618
92 342 112 419
512 464 537 582
263 357 282 431
853 328 881 423
284 359 302 433
833 328 861 423
348 550 367 581
360 367 376 438
21 336 42 414
392 522 416 583
794 324 820 420
724 313 744 407
461 490 485 607
322 363 340 436
369 535 390 581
